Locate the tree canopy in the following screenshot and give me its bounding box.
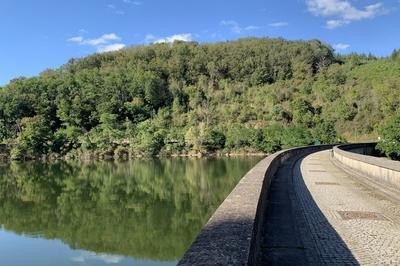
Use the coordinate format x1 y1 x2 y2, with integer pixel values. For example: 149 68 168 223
0 37 398 159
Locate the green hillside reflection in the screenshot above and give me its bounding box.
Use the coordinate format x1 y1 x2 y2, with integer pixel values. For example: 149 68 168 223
0 157 260 261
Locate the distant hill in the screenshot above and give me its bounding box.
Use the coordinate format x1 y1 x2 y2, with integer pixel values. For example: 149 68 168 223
0 38 399 160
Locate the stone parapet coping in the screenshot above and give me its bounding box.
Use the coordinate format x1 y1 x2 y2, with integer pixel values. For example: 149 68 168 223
333 143 400 172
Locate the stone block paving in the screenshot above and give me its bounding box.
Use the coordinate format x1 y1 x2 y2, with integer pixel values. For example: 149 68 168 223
294 150 400 265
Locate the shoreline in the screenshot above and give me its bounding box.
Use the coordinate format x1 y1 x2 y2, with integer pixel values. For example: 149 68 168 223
0 151 268 164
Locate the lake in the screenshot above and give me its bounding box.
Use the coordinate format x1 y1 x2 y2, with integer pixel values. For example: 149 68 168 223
0 157 261 266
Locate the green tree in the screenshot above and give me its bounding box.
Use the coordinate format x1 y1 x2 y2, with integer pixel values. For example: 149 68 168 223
11 116 52 160
376 113 400 159
256 124 284 153
203 130 226 151
132 120 165 155
282 125 313 148
53 126 82 155
291 99 315 127
6 38 400 159
312 120 339 144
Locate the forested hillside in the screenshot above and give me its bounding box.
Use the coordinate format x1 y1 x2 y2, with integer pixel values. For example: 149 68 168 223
1 38 399 160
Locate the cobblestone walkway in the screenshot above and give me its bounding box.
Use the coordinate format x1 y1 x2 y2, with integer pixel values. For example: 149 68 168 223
296 150 400 265
261 150 400 265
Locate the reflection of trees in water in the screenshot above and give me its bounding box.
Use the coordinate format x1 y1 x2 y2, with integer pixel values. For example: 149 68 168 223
0 157 259 261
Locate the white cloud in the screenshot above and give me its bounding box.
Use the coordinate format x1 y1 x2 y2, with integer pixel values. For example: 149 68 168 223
244 25 261 30
108 3 126 15
269 22 289 27
326 19 347 28
221 20 243 33
306 0 386 29
71 251 124 264
333 43 350 50
123 0 141 5
83 33 120 46
68 36 84 43
220 20 261 34
154 33 193 43
97 43 126 52
67 33 125 53
144 34 156 42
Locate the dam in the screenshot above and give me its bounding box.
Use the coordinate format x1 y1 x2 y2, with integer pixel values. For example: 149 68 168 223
179 143 400 265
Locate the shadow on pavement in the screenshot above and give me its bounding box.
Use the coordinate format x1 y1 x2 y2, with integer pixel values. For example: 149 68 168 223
259 155 359 265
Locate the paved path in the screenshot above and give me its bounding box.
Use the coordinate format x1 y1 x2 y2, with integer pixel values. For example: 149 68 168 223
260 150 400 265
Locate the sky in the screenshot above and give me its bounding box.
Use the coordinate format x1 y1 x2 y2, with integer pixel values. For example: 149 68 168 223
1 0 399 85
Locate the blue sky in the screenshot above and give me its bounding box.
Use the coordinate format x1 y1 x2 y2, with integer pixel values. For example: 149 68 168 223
1 0 399 85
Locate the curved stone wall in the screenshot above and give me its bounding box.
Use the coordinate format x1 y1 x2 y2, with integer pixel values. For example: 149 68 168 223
332 143 400 198
178 144 333 266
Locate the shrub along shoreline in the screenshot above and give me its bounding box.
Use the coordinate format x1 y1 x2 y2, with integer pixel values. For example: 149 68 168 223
0 146 267 162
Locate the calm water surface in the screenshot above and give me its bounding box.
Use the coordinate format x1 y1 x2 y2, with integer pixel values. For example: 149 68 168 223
0 157 261 266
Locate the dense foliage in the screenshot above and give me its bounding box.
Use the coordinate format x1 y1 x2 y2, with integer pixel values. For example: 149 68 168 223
0 38 399 160
376 113 400 159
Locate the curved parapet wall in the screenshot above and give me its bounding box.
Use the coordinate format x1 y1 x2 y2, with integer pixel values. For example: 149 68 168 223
333 143 400 197
178 144 334 266
335 142 377 156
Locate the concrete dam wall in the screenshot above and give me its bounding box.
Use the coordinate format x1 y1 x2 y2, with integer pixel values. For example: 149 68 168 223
178 144 334 266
